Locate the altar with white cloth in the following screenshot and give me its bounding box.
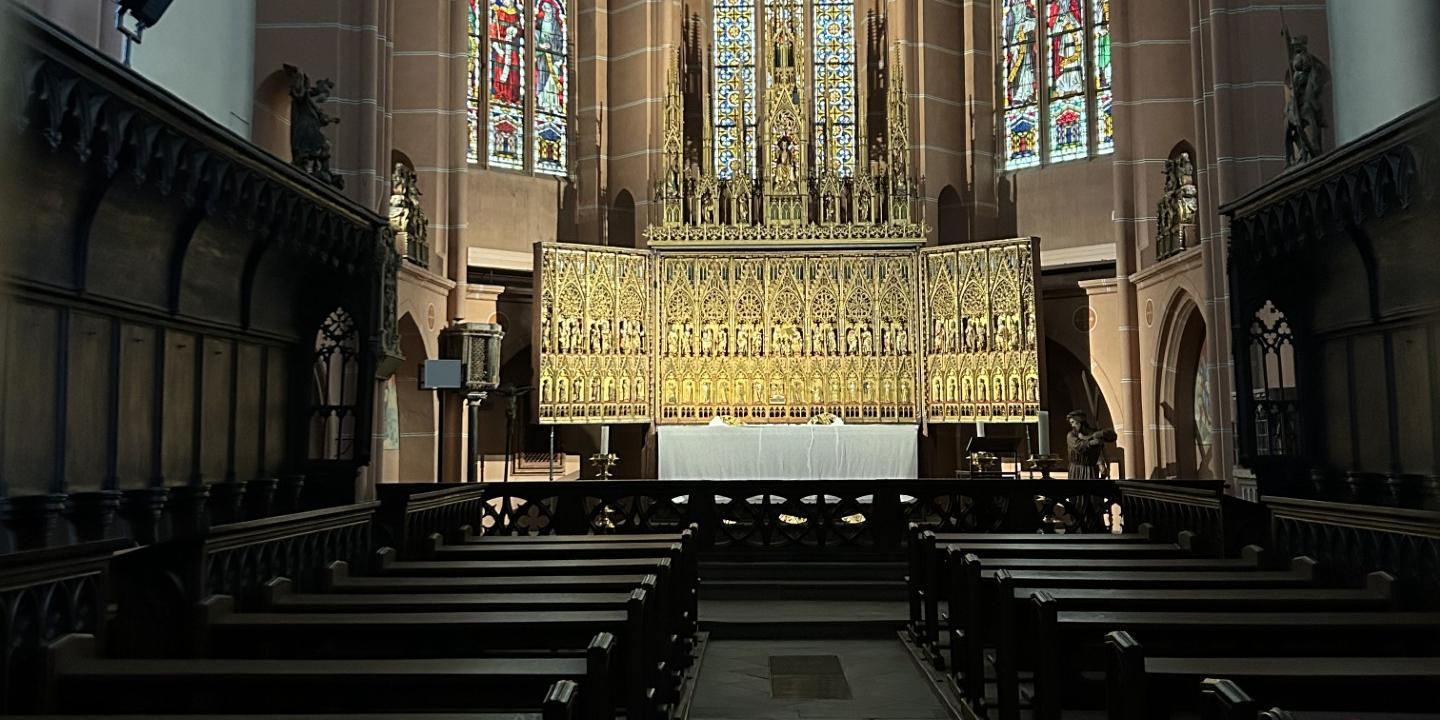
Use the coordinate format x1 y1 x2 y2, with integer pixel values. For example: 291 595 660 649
656 423 918 480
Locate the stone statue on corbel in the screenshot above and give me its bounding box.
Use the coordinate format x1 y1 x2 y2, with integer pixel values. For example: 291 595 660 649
284 64 343 190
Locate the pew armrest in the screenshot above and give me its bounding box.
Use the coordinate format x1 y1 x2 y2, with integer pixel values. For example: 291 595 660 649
425 532 445 557
1199 678 1258 720
1104 630 1146 720
544 679 581 720
1287 556 1317 580
1136 522 1153 540
260 576 294 609
42 633 98 713
1365 570 1398 604
373 546 397 573
322 560 350 591
1239 545 1264 567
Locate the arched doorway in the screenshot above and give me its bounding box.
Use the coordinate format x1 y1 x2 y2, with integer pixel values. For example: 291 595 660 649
609 189 636 248
397 312 436 482
1155 293 1210 478
937 185 967 245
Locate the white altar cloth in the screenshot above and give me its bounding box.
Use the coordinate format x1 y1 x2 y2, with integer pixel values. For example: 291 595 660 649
657 424 918 480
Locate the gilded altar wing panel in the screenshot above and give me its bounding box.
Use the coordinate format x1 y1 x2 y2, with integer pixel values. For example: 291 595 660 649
920 238 1042 424
534 243 653 424
655 250 919 424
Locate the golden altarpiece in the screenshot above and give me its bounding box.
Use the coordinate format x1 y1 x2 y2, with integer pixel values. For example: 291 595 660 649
534 13 1043 430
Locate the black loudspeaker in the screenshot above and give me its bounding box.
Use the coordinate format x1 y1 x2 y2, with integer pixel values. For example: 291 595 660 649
118 0 174 27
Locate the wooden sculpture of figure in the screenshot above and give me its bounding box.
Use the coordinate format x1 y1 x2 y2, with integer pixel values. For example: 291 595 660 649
1281 25 1328 166
1066 410 1117 479
284 64 343 189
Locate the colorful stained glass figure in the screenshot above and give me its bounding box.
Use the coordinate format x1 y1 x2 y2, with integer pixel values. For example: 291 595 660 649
1093 0 1114 154
466 0 483 163
813 0 856 176
1004 43 1037 108
488 0 525 169
533 0 568 175
1045 0 1087 159
1048 30 1085 98
712 0 757 179
1004 0 1038 46
1006 106 1041 169
1002 0 1040 169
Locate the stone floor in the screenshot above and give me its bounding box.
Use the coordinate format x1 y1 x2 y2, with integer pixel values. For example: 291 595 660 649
689 639 951 720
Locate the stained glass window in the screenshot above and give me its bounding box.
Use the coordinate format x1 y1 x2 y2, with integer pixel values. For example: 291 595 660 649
1093 0 1113 154
1000 0 1112 167
488 0 526 170
467 0 569 173
467 1 484 163
813 0 857 177
1046 0 1087 161
1002 0 1040 169
713 0 757 179
533 0 568 175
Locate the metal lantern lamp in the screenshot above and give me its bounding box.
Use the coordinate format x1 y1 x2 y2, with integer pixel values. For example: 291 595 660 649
440 322 504 483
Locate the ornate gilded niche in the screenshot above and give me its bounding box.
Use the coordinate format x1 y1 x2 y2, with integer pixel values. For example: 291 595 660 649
921 238 1043 423
655 250 918 424
534 244 653 424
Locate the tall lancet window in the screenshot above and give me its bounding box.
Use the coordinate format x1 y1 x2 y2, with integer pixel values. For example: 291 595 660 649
999 0 1113 168
534 0 568 175
1093 0 1113 154
487 0 526 169
1046 0 1087 161
813 0 857 177
713 0 758 179
467 0 571 174
1002 0 1041 169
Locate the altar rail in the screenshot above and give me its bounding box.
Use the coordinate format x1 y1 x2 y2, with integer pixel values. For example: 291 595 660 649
476 479 1224 555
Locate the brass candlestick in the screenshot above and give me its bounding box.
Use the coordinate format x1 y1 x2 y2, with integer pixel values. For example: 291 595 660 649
588 452 618 480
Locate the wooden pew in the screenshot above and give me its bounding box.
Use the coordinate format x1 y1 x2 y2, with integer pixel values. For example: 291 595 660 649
44 634 602 720
1105 630 1440 719
324 559 697 663
952 555 1318 698
460 526 689 544
1032 603 1440 720
904 523 1158 636
913 530 1197 655
264 576 639 613
429 540 684 561
383 542 698 643
375 548 680 577
1198 676 1440 720
922 545 1268 650
201 592 659 720
267 572 691 678
976 570 1397 720
323 560 651 594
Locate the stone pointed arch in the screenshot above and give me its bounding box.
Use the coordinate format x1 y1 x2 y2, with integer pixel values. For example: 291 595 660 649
1152 288 1211 478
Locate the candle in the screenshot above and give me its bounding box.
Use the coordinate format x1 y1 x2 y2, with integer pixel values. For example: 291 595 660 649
600 425 610 455
1037 411 1050 455
975 422 986 438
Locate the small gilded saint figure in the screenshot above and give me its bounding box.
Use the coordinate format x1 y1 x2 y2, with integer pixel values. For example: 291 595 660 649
1066 410 1117 480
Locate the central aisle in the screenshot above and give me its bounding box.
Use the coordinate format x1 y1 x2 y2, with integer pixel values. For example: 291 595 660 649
690 639 950 720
